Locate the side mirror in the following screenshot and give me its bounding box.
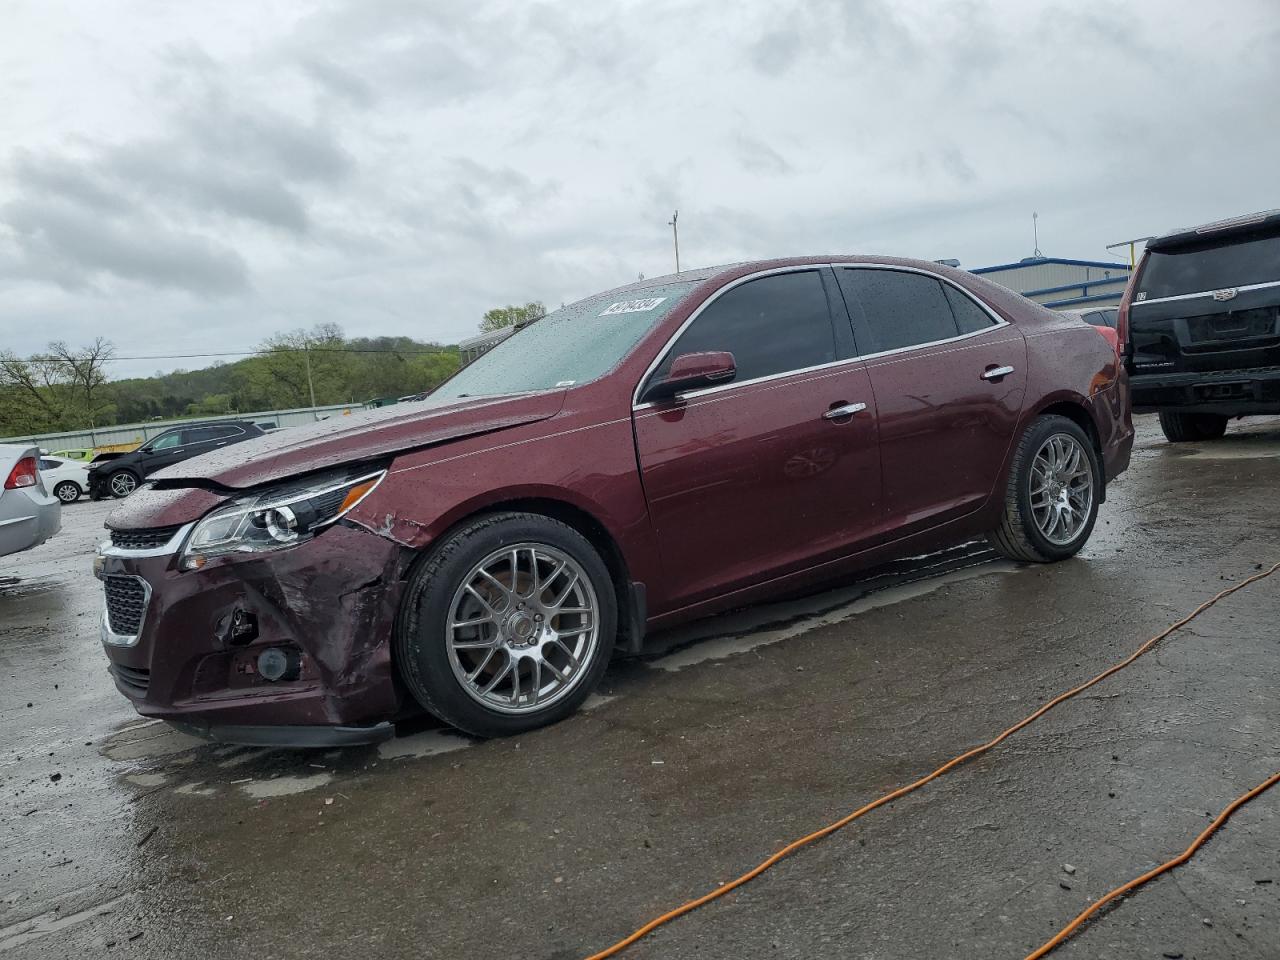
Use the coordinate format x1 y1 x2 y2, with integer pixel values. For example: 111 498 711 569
644 351 736 403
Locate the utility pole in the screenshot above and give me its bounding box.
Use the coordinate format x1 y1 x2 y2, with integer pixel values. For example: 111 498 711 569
1032 212 1042 257
669 210 681 273
304 341 318 416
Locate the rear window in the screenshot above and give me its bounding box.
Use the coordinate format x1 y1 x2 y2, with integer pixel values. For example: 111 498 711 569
1137 233 1280 300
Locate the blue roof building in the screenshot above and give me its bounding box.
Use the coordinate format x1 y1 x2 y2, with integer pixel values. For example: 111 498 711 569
970 257 1131 309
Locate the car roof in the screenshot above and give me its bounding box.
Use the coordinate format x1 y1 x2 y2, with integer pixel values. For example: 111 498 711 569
584 255 970 301
165 420 254 430
1148 209 1280 252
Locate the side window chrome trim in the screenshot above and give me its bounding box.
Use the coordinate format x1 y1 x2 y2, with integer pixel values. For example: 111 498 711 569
631 261 1014 410
630 263 839 408
633 354 870 411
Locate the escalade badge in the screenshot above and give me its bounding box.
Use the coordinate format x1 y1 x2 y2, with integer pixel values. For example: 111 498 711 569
1213 288 1239 301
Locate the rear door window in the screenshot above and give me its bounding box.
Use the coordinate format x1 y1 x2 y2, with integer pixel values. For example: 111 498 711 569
184 426 234 444
652 270 837 385
1137 233 1280 300
943 284 998 334
838 269 960 353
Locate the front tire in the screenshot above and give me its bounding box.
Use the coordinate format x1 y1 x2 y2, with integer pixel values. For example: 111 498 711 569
1158 411 1228 443
988 415 1101 563
53 481 81 503
108 470 139 497
395 512 616 738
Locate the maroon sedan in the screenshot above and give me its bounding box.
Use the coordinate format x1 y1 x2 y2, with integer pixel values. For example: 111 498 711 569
97 257 1132 745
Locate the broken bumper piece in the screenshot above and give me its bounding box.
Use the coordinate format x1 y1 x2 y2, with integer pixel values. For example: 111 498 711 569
170 720 396 748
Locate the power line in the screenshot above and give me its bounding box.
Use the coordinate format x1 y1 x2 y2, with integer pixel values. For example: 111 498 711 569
2 346 459 364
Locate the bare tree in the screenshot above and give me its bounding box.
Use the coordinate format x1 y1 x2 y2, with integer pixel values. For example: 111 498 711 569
48 337 115 428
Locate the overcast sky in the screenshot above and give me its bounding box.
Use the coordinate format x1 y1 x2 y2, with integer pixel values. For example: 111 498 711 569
1 0 1276 378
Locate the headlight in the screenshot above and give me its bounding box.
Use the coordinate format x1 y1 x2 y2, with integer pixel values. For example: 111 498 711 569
180 468 385 570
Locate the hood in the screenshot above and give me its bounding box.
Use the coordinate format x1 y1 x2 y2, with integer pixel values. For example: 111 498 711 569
150 390 566 490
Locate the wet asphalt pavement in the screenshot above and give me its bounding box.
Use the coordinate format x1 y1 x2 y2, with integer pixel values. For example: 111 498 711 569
3 414 1280 960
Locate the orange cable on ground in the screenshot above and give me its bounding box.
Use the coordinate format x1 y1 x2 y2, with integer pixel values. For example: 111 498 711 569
584 560 1280 960
1024 768 1280 959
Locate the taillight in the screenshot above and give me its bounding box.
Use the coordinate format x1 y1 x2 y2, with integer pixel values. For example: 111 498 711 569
4 456 38 490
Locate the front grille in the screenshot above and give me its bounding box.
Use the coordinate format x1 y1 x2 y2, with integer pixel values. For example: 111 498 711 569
109 525 183 551
1185 307 1279 345
103 576 148 636
109 664 150 698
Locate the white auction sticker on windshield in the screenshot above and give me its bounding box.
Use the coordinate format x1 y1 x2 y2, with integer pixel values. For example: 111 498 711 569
599 297 666 316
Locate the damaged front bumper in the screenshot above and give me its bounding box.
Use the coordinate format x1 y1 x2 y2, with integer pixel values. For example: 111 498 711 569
97 520 411 747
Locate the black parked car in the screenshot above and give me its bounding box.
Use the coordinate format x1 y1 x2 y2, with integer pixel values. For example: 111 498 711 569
89 420 265 499
1123 209 1280 442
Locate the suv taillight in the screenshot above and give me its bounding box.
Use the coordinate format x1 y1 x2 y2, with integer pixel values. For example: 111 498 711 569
4 456 38 490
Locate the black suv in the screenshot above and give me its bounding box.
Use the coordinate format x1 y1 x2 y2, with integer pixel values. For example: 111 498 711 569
1125 209 1280 442
88 420 265 499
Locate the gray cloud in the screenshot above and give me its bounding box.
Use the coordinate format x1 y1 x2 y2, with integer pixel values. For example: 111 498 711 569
3 193 248 295
733 134 794 176
0 0 1276 377
299 57 376 108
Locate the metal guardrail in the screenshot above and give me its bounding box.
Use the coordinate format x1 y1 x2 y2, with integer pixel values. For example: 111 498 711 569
1 403 361 451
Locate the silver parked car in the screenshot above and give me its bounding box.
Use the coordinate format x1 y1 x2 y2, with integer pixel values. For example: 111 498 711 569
0 444 61 557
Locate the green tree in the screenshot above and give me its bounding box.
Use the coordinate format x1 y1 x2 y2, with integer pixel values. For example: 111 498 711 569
479 301 546 333
0 338 116 435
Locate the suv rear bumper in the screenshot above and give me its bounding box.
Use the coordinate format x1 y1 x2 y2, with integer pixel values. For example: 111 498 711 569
1131 366 1280 414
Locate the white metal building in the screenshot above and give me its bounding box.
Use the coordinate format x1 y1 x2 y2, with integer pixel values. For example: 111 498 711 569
970 257 1131 309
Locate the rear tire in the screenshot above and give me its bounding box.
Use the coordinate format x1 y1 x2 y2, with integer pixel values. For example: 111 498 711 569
1158 411 1228 442
395 512 616 738
988 415 1101 563
53 481 81 503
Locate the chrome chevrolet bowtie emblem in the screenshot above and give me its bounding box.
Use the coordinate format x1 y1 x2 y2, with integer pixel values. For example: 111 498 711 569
1212 287 1239 301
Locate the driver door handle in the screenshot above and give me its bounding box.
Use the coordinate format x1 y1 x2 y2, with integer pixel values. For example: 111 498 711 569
981 365 1015 381
822 402 867 420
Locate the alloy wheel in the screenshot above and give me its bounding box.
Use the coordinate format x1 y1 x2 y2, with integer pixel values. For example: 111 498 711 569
1029 433 1094 545
446 542 599 715
110 472 138 497
55 483 79 503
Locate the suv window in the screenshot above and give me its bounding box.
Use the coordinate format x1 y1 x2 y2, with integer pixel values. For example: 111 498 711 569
943 284 998 334
653 270 835 385
149 431 183 451
1137 233 1280 300
839 269 960 353
186 425 243 444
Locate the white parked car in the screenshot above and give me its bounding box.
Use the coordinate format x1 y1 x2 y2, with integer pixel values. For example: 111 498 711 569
38 455 91 503
0 444 61 557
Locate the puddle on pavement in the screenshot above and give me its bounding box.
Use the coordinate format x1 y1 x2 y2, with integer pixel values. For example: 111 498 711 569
1184 441 1280 461
240 772 333 799
649 560 1018 672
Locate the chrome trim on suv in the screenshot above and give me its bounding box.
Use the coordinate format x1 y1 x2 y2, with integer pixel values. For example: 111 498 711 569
1130 279 1280 308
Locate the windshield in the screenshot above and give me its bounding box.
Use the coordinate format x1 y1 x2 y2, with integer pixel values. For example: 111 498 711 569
1137 233 1280 300
435 281 696 398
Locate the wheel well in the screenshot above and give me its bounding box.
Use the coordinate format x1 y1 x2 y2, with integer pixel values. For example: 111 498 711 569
1037 401 1106 497
429 497 641 650
487 498 629 583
